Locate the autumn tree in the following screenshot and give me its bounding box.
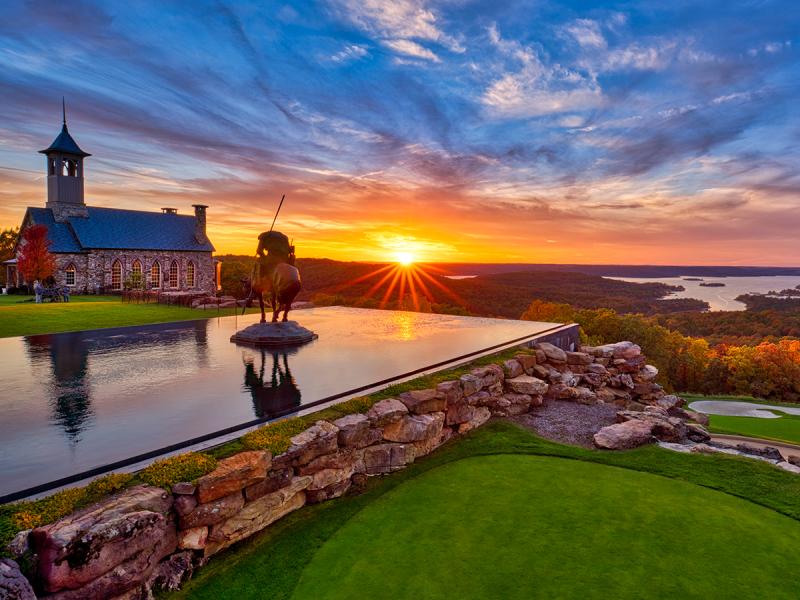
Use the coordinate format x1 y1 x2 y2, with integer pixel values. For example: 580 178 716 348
0 227 19 285
17 224 56 285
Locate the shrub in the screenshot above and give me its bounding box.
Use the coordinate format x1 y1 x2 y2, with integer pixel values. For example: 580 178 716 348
139 453 217 489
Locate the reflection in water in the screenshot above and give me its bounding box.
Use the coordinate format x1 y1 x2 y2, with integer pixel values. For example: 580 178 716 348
242 349 302 419
27 333 93 443
391 311 416 341
23 321 212 444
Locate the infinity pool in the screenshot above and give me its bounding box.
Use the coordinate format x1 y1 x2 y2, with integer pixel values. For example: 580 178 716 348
0 307 563 499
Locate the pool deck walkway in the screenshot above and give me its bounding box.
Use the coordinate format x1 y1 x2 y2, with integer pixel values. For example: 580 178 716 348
710 434 800 460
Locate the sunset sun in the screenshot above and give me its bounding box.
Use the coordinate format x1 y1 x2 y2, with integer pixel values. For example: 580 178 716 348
396 251 415 266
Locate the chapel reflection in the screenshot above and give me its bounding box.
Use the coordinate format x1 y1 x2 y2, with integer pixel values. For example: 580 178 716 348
26 333 93 443
24 321 212 444
242 349 302 419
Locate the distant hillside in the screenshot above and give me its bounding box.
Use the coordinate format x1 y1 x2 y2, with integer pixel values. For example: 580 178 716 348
216 256 709 317
435 263 800 278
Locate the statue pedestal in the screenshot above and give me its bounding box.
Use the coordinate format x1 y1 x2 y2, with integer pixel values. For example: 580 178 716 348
230 321 318 347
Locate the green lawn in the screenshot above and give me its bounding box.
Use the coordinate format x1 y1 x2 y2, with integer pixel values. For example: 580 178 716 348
0 295 257 337
171 421 800 600
684 394 800 446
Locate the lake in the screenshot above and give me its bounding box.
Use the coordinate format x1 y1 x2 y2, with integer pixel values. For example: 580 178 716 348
608 276 800 311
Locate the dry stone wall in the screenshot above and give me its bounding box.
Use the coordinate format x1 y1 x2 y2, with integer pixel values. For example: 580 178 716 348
3 340 710 600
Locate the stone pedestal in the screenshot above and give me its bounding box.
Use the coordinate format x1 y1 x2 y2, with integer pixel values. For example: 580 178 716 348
230 321 318 347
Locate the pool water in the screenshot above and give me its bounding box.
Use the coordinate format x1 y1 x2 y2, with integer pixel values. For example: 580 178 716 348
0 307 560 498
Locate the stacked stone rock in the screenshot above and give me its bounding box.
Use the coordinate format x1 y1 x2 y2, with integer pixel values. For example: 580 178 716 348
5 340 711 599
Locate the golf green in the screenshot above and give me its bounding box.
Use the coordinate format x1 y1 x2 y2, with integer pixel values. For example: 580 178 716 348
292 455 800 599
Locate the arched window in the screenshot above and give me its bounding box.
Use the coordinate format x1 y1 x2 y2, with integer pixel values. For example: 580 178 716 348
186 261 195 288
111 260 122 290
169 260 179 288
65 264 76 287
130 260 143 289
150 261 161 289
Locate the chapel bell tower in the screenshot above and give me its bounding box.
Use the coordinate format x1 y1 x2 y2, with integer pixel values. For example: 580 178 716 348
39 99 90 221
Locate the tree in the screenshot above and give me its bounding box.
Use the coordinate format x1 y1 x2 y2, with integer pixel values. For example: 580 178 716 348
17 224 56 285
0 227 18 286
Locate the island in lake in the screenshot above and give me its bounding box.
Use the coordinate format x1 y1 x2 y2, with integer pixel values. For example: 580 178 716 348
683 277 704 281
699 282 725 287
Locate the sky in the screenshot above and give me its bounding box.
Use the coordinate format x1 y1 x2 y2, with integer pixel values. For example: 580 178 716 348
0 0 798 265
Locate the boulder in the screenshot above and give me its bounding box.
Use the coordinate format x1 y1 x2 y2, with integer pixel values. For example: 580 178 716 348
638 365 659 382
610 341 642 359
306 479 353 504
178 527 208 551
735 443 783 462
586 363 609 375
574 386 599 405
171 482 195 496
445 403 475 426
593 420 654 450
489 393 532 416
788 455 800 467
436 380 463 405
566 351 593 366
297 449 362 491
596 387 617 403
0 559 35 600
195 451 271 503
502 359 523 379
515 353 537 374
363 443 416 474
412 427 453 458
686 423 711 443
333 414 371 447
286 421 339 466
205 476 311 556
173 494 197 518
655 395 684 411
459 373 482 396
245 467 294 501
505 375 548 396
30 485 174 594
471 364 504 388
398 389 447 414
180 491 244 529
383 413 444 443
6 530 30 559
464 390 491 406
42 523 176 600
366 398 408 426
457 406 491 434
777 461 800 474
536 342 567 363
146 550 194 595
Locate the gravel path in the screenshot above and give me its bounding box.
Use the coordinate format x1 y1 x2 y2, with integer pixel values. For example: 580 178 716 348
512 400 618 448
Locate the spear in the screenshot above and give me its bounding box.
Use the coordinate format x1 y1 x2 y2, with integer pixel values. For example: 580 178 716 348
243 194 286 315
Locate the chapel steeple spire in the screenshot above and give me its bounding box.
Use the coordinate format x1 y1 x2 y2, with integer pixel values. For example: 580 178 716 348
39 99 90 220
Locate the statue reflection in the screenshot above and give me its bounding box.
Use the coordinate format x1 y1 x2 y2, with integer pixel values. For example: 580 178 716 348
26 332 93 443
242 348 302 419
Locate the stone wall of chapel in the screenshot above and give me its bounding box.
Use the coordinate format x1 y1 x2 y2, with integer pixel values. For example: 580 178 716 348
51 250 215 294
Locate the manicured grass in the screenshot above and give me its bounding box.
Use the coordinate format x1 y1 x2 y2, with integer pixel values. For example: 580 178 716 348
0 295 257 337
684 394 800 445
294 455 800 599
170 422 800 600
706 414 800 446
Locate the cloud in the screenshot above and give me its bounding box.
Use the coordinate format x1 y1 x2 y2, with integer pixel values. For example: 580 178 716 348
564 19 606 49
331 0 464 55
483 26 602 117
330 43 369 63
382 39 440 62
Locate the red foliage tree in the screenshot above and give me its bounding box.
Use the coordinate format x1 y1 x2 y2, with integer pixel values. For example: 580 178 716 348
17 224 56 284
